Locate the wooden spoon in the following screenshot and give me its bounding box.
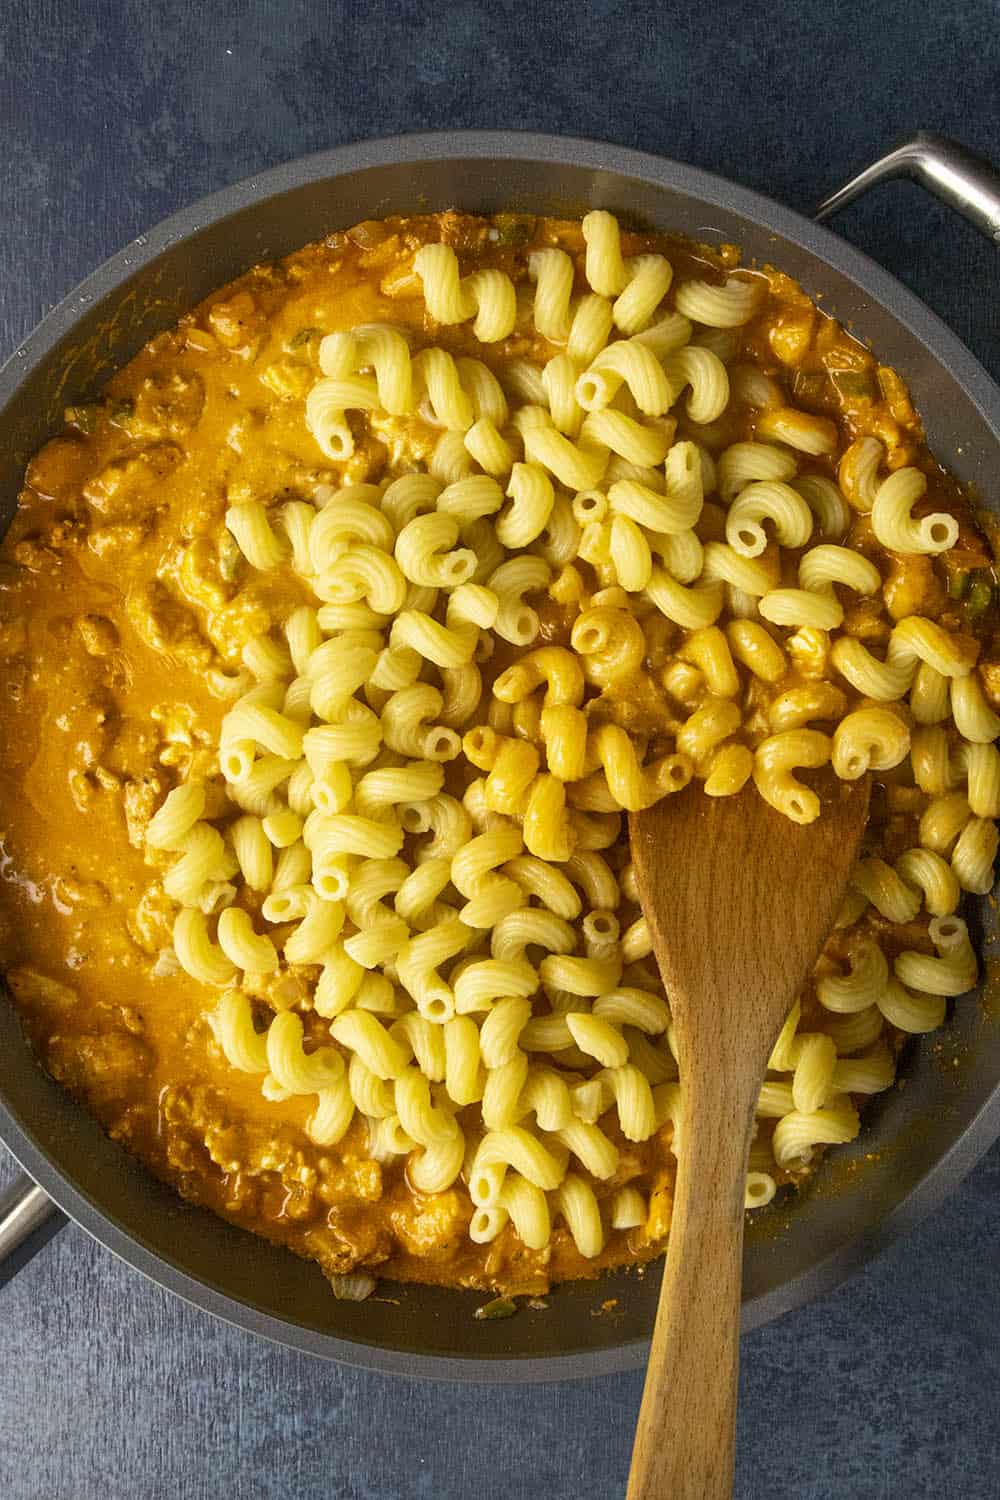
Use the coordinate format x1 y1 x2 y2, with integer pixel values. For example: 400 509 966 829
625 775 870 1500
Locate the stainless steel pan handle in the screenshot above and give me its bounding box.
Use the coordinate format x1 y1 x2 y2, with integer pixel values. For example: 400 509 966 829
816 131 1000 245
0 1167 66 1286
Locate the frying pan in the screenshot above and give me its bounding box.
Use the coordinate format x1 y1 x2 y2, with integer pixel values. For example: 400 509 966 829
1 130 999 1381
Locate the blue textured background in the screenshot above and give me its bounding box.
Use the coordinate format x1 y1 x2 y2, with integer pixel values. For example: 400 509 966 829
1 2 999 1496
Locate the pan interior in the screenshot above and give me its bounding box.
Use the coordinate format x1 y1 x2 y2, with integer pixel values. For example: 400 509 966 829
2 136 999 1378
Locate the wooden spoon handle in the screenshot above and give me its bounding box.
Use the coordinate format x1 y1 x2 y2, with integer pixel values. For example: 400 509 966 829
626 1084 755 1500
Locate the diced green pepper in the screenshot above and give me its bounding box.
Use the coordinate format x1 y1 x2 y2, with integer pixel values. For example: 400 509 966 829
492 213 536 247
967 574 995 618
790 371 825 402
474 1296 518 1321
218 532 242 583
828 369 878 403
948 569 970 600
288 326 322 350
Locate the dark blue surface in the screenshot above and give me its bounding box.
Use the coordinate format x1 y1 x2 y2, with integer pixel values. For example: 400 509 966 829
2 2 999 1496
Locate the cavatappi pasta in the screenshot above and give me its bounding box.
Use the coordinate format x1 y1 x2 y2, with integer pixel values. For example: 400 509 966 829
1 207 997 1301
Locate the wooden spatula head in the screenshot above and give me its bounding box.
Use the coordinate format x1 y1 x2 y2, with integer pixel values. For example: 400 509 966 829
629 775 871 1070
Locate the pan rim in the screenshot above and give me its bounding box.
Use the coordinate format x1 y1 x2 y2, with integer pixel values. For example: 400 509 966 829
3 129 999 440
